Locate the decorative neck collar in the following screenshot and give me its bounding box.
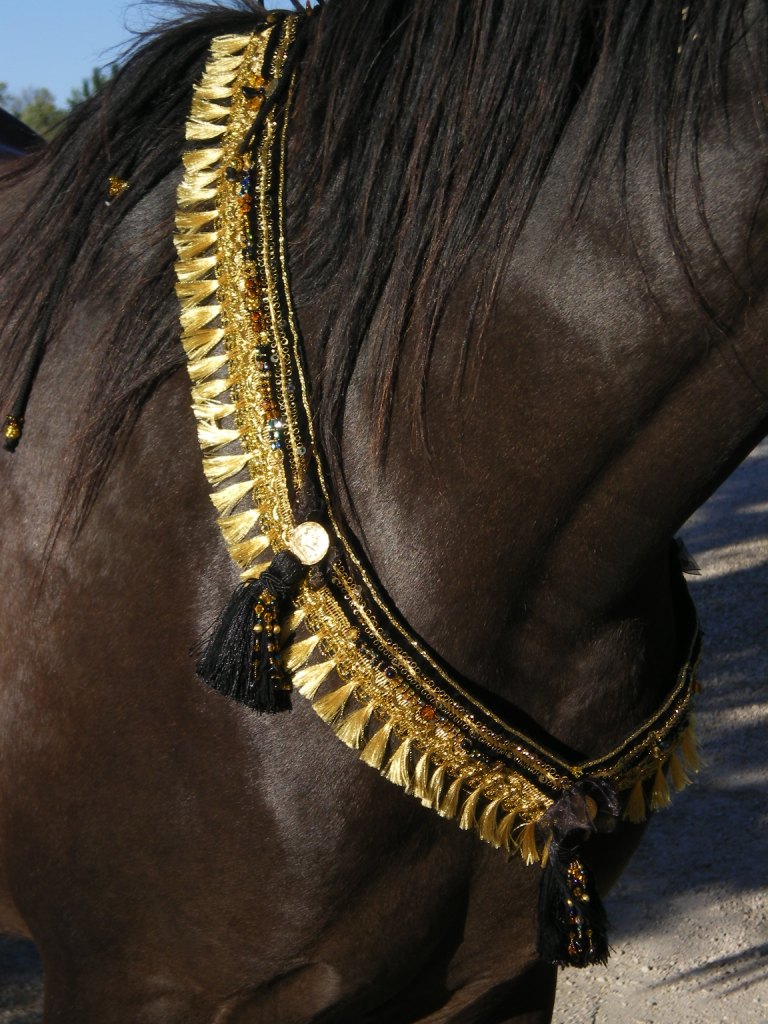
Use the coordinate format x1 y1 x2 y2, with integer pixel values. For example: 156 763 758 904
174 17 701 967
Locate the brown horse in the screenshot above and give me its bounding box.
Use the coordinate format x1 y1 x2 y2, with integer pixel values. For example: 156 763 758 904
1 2 767 1021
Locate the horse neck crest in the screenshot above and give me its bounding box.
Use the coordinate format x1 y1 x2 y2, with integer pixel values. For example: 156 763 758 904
174 15 701 968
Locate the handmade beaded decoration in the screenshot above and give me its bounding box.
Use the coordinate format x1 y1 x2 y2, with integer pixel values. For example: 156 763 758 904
174 16 702 922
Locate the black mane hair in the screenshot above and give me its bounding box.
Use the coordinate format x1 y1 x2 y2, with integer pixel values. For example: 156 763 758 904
1 0 766 531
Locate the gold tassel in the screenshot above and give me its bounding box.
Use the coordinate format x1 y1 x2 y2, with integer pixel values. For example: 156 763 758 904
183 327 224 360
335 704 373 749
428 763 446 808
175 234 217 261
210 480 252 516
190 97 229 123
239 559 273 582
192 377 230 403
458 783 486 832
478 797 503 847
181 304 220 334
175 209 217 232
649 763 671 811
293 660 335 700
230 535 270 567
176 279 218 308
198 423 240 450
182 148 222 173
282 635 319 673
186 120 228 142
313 682 356 724
412 751 431 804
218 509 260 545
667 750 690 792
202 452 250 485
439 774 465 820
520 820 540 865
679 723 701 772
360 722 392 769
495 809 518 852
282 608 306 636
624 778 647 823
175 255 218 283
193 401 235 423
194 83 235 102
385 738 413 792
187 354 229 381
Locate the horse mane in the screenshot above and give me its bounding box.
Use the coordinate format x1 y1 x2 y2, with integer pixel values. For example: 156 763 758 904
0 0 765 533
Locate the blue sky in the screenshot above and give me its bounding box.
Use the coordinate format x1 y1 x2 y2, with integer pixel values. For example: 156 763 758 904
1 0 286 108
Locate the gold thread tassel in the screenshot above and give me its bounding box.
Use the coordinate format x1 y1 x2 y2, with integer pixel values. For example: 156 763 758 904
313 682 356 725
385 738 413 792
211 480 253 516
495 809 519 852
412 752 431 804
478 797 503 847
667 750 691 792
649 763 671 811
360 722 392 770
439 774 466 820
624 778 647 823
427 764 446 809
520 820 540 865
293 660 335 700
459 783 486 832
335 704 373 749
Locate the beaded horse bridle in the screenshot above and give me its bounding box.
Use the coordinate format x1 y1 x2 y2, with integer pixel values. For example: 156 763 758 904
173 15 701 967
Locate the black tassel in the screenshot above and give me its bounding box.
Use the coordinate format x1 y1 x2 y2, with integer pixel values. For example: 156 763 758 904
197 550 307 713
535 779 619 967
537 846 609 966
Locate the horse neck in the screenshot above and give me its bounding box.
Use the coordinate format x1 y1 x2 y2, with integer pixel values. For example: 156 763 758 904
287 30 768 759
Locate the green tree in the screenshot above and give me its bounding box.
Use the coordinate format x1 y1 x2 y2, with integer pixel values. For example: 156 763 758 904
15 88 64 139
67 64 119 110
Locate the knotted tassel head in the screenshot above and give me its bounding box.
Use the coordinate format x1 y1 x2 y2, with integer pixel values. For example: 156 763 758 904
196 549 307 712
536 778 619 967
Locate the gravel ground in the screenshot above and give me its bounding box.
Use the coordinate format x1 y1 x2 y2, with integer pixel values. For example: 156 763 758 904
1 445 766 1022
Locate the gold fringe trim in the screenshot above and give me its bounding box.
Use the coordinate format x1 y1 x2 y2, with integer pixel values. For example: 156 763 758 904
360 722 393 770
211 480 253 516
459 782 487 832
439 774 466 820
314 681 356 724
283 635 320 674
667 750 690 792
218 509 260 546
282 608 306 636
193 401 236 422
335 704 373 749
624 779 647 823
649 763 672 811
193 377 231 403
679 722 701 772
198 423 240 449
230 535 270 568
478 797 503 847
187 353 229 381
294 660 335 700
203 453 251 486
412 751 431 804
520 820 540 865
385 738 413 792
428 763 446 809
496 809 518 852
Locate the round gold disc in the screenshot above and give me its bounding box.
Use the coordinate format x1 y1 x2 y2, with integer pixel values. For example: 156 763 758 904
288 521 330 566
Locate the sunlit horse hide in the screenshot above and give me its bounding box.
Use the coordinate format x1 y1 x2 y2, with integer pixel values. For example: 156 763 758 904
0 2 767 1022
